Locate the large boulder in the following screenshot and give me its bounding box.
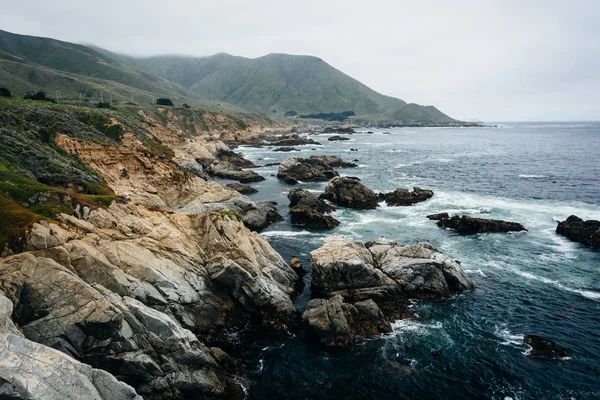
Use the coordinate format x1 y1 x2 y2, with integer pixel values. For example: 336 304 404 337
0 292 142 400
556 215 600 249
277 157 339 184
206 150 265 183
226 183 258 194
323 127 356 134
302 294 391 347
287 188 339 229
524 335 568 358
310 235 474 308
436 215 526 234
309 155 357 168
380 187 434 206
320 177 379 210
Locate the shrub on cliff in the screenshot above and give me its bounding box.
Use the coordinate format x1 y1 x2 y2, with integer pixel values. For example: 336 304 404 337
0 87 11 97
156 98 174 106
24 90 56 103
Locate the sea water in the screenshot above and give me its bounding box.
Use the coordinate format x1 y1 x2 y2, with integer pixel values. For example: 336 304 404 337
232 122 600 399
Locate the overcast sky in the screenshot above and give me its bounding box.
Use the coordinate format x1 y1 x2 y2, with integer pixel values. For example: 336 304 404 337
2 0 599 121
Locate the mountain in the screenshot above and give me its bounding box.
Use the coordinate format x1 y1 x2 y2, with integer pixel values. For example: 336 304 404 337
99 50 462 124
0 29 236 109
0 29 463 124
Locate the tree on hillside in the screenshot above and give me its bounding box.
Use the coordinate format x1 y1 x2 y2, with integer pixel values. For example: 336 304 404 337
182 103 190 109
24 91 56 103
0 87 11 97
156 98 174 106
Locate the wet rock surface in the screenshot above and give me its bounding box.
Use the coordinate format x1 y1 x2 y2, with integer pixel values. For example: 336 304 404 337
277 157 339 183
436 215 527 234
288 188 339 229
380 187 434 206
556 215 600 249
320 176 379 210
328 135 350 141
302 294 392 347
309 155 358 168
226 183 258 194
524 335 568 358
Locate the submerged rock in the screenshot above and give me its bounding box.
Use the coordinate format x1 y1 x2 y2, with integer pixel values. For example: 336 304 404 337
556 215 600 249
311 235 474 305
277 157 339 183
288 188 339 229
328 135 350 141
320 176 379 210
273 147 299 152
436 215 526 234
380 187 434 206
427 212 449 220
524 335 568 358
302 294 391 347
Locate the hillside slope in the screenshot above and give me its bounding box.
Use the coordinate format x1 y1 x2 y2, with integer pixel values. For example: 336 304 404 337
103 50 463 124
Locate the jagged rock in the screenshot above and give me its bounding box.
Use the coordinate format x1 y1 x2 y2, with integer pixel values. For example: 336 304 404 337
556 215 600 249
436 215 526 234
427 212 449 220
310 235 473 312
328 135 350 141
277 157 339 183
242 201 283 231
320 177 379 210
524 335 568 358
303 294 391 347
1 202 301 398
268 134 321 147
178 161 208 180
273 147 299 152
226 183 258 194
380 187 434 206
288 188 339 229
1 293 142 400
309 155 357 168
207 161 265 183
323 127 356 134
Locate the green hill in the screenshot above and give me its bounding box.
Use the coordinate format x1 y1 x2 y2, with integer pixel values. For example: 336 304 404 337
0 29 239 110
102 51 462 124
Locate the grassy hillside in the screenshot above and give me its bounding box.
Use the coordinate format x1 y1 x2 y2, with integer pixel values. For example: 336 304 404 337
103 51 462 122
0 30 246 111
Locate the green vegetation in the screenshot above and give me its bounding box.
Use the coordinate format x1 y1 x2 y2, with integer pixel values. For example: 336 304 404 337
283 111 297 117
0 87 11 97
24 90 55 103
218 210 243 222
298 110 355 122
156 98 174 106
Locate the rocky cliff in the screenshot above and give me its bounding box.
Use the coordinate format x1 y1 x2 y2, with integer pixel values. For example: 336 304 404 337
0 100 298 399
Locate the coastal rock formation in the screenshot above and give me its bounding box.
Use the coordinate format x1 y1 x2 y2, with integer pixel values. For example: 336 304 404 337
309 155 358 168
288 188 339 229
302 294 391 347
310 235 473 310
0 202 301 399
226 183 258 194
556 215 600 249
206 150 264 183
320 177 379 209
436 215 527 234
0 293 142 400
380 187 434 206
277 157 339 184
328 135 350 141
323 127 356 134
273 147 299 152
427 212 449 220
268 134 321 147
524 335 568 358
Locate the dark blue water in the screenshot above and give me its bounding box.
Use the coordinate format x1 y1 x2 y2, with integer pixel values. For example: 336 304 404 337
234 122 600 399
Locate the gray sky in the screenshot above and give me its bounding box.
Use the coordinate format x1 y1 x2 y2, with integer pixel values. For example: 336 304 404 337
2 0 599 121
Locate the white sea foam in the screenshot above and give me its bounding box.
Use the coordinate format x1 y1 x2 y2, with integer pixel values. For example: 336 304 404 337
518 174 547 179
494 325 525 347
261 230 321 238
465 269 487 277
514 270 600 300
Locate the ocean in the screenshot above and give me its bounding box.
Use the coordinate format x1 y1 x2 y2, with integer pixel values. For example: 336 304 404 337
230 122 600 399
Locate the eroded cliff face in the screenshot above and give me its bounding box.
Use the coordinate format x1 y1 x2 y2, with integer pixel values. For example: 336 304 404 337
0 107 297 399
